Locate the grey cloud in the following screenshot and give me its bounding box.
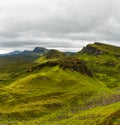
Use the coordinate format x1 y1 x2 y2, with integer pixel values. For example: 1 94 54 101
0 0 120 53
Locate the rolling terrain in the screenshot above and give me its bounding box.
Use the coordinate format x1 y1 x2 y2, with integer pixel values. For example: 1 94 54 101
0 42 120 125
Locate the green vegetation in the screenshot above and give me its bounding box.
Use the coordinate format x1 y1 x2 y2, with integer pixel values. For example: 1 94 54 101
76 43 120 89
0 42 120 125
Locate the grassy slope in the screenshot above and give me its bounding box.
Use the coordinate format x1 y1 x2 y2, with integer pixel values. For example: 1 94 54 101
90 42 120 55
0 43 120 125
76 43 120 88
0 53 41 86
0 67 112 124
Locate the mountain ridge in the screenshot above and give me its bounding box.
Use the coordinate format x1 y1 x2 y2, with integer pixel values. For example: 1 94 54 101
77 42 120 56
0 42 120 56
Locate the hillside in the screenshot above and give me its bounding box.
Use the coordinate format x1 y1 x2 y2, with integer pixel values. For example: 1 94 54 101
76 42 120 88
79 42 120 56
0 42 120 125
0 47 50 84
34 49 66 64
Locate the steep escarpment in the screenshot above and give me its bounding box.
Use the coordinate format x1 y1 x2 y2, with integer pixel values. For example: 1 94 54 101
79 43 107 55
78 42 120 56
26 57 92 76
81 45 104 55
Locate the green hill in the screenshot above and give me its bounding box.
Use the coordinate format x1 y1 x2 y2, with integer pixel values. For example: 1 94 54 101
0 42 120 125
78 42 120 55
0 47 49 84
45 49 66 59
76 42 120 89
34 49 66 64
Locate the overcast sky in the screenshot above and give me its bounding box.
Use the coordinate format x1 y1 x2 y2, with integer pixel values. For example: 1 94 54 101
0 0 120 53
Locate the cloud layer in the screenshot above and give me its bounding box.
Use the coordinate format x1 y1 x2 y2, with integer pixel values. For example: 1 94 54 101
0 0 120 53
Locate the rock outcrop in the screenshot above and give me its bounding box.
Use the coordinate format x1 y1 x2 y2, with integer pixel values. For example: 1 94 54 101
81 44 104 55
26 57 92 77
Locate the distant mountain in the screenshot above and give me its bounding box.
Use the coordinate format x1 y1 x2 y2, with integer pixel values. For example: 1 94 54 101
0 47 50 57
0 47 76 57
0 47 50 74
21 50 31 54
7 50 22 55
0 50 22 56
33 47 49 54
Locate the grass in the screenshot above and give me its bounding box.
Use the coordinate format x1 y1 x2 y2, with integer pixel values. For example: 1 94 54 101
0 42 120 124
0 66 119 124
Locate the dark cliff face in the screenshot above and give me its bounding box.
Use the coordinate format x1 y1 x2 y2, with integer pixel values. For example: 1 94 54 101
26 57 92 77
77 42 120 57
81 45 104 55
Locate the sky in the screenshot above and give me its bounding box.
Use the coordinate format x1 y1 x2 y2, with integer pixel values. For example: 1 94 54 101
0 0 120 53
